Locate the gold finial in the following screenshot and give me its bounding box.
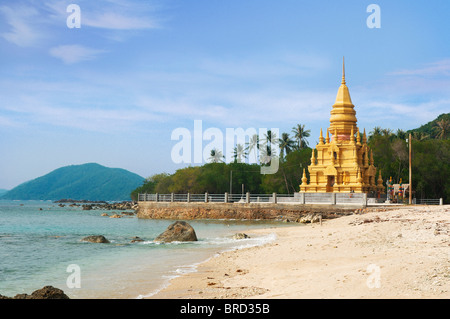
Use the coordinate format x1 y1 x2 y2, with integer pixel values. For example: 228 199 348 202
342 56 346 85
357 169 363 184
326 128 330 144
301 168 308 185
319 128 324 144
377 170 383 185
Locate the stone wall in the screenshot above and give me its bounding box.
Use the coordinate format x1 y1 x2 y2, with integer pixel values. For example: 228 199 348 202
136 202 357 221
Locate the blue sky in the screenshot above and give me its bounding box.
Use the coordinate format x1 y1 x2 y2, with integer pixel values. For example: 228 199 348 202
0 0 449 189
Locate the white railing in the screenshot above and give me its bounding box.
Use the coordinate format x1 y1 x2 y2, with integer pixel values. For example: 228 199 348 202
138 192 368 206
415 198 443 205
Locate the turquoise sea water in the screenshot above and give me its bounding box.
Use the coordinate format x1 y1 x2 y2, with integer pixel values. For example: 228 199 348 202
0 200 289 299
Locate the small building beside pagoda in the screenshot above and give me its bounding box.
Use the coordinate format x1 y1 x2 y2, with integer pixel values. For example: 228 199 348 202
300 60 384 194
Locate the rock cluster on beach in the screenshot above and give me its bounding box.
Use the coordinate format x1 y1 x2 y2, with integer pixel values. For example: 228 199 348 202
54 199 138 211
0 286 69 299
81 201 138 211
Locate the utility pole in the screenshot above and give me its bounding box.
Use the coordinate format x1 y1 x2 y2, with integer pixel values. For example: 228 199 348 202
409 133 412 205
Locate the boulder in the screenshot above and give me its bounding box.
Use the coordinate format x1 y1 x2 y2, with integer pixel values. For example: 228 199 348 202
233 233 250 240
0 286 70 299
81 235 110 243
154 221 198 243
130 236 144 243
299 213 322 224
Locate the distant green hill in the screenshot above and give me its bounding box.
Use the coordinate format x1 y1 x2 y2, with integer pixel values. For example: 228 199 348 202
1 163 145 201
0 189 8 196
407 113 450 139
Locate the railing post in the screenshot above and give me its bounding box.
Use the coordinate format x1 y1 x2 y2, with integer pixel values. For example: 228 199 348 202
362 193 367 207
205 192 208 203
246 192 250 203
273 192 277 204
187 193 190 203
155 193 159 202
224 192 228 203
440 198 443 206
331 193 336 205
301 192 305 204
171 193 174 202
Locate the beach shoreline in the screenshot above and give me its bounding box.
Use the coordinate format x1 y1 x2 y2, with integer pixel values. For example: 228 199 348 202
149 205 449 299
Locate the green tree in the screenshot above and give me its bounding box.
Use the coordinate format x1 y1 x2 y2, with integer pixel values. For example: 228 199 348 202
130 173 171 200
246 134 259 163
291 124 310 149
232 144 247 163
278 132 295 159
433 119 450 139
411 139 450 202
208 148 224 163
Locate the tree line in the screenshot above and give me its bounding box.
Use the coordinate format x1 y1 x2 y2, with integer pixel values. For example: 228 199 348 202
131 114 449 203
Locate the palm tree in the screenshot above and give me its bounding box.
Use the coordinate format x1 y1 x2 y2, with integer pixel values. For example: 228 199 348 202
232 144 247 163
433 119 449 139
260 130 277 164
291 124 310 149
208 148 224 163
278 132 295 159
412 131 430 141
369 126 382 142
246 134 259 163
396 129 407 140
381 128 393 137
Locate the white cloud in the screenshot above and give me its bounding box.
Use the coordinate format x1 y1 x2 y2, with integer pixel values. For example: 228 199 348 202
49 45 105 64
0 5 43 47
44 0 161 31
389 59 450 77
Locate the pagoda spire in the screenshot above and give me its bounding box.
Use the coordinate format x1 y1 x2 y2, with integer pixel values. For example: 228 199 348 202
329 57 357 137
342 56 346 85
301 168 308 185
319 128 324 144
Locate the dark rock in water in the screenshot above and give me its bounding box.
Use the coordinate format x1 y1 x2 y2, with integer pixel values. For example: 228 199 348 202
233 233 250 240
130 236 144 243
154 221 198 243
0 286 70 299
82 235 110 243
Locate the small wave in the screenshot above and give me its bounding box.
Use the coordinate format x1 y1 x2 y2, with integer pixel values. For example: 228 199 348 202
134 232 277 299
228 232 277 251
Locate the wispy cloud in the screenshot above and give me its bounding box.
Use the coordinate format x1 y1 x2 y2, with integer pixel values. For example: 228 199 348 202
44 0 161 31
49 45 106 64
389 59 450 76
0 5 44 47
83 11 159 30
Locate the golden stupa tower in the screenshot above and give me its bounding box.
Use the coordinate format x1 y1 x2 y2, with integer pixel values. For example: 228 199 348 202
300 59 383 193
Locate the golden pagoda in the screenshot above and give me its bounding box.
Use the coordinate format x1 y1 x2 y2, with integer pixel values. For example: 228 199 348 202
300 59 384 194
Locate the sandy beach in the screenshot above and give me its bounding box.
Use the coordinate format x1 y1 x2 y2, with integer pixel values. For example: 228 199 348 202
150 205 449 299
